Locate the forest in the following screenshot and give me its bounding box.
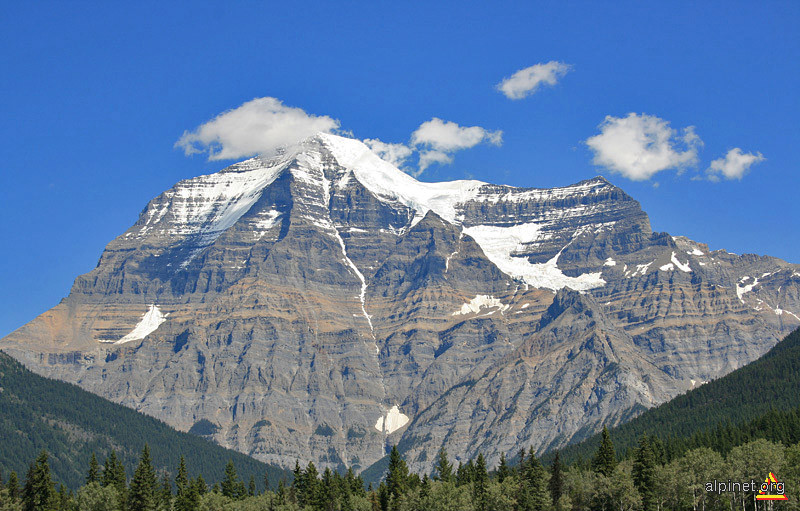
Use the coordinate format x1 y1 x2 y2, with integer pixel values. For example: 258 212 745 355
1 419 798 511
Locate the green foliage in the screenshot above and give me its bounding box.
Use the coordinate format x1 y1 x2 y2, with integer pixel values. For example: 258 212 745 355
127 445 157 511
432 449 453 483
22 451 55 511
554 327 800 464
0 351 290 491
591 427 617 477
547 450 563 507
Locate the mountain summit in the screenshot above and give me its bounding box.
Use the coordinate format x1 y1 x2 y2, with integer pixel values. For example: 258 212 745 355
2 133 798 473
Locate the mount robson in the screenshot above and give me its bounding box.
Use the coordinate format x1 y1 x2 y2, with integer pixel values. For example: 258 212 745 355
3 132 799 475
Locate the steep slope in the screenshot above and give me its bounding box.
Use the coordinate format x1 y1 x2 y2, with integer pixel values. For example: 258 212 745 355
0 350 290 491
2 133 798 475
549 327 800 464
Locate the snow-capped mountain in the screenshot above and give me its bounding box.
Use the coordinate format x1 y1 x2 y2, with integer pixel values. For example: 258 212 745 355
3 133 799 474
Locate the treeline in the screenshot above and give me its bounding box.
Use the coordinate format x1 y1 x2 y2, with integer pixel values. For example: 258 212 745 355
553 327 800 465
0 351 290 490
2 432 799 510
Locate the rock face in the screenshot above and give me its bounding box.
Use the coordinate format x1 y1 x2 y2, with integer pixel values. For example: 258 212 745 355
2 133 799 474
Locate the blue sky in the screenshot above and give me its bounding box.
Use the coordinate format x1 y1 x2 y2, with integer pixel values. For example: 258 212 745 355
1 1 798 337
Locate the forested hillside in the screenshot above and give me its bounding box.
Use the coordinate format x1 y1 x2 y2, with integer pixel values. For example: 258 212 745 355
0 351 291 490
551 327 800 465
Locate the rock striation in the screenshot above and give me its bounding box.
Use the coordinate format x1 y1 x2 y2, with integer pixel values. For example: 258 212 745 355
2 133 798 474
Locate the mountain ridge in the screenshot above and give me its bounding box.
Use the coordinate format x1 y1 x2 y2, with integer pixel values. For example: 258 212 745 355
2 133 798 475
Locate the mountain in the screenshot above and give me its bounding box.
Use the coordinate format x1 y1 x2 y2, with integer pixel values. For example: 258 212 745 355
548 326 800 464
0 350 290 490
2 133 799 475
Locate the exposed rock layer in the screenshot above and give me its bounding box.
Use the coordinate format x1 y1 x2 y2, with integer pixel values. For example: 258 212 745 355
2 134 798 474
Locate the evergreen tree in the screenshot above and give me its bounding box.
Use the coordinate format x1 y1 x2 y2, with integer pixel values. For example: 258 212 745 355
518 449 549 511
127 445 158 511
432 448 453 483
473 453 488 511
497 452 510 483
56 484 70 511
102 450 126 494
548 450 563 506
22 450 55 511
7 472 20 503
247 475 256 497
275 479 287 505
633 436 658 511
158 473 171 510
592 426 617 477
385 446 409 508
299 462 319 508
191 475 206 496
174 456 196 511
86 453 100 485
220 460 242 500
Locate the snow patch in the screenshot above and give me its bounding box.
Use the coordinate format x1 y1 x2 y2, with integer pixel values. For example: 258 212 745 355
453 295 510 316
462 224 605 291
671 252 692 272
689 248 704 256
736 276 759 303
627 261 654 278
659 263 674 272
374 405 409 435
604 258 616 266
114 305 167 345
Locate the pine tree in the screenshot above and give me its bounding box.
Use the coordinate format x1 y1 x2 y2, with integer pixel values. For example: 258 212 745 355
385 446 409 508
633 436 657 511
192 475 206 496
497 452 510 483
174 456 196 511
548 450 563 506
248 475 256 497
128 445 158 511
592 426 617 477
86 453 100 485
158 473 172 510
102 450 126 494
7 471 20 503
474 453 488 511
518 449 549 511
432 448 453 483
220 460 242 499
275 479 287 505
22 450 55 511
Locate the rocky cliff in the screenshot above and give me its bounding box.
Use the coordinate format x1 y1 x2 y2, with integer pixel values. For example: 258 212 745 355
2 133 798 474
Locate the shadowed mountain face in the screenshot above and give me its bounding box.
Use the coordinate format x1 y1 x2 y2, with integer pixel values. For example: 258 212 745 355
3 133 798 474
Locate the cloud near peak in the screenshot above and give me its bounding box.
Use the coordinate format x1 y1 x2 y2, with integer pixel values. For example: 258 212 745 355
496 61 572 100
175 97 340 160
586 113 702 181
707 148 765 181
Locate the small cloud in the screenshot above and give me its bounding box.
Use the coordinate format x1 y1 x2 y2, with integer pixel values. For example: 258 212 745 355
363 139 414 168
496 61 572 100
176 97 340 160
417 150 453 174
409 118 502 173
706 148 764 181
586 113 702 181
411 118 502 152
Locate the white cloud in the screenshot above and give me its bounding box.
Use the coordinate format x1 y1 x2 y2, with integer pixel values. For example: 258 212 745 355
586 113 702 181
363 138 414 168
496 61 572 100
408 118 502 173
175 97 340 160
411 118 502 152
707 148 765 181
417 150 453 174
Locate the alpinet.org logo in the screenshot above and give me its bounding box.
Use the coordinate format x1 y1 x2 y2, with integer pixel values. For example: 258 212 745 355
756 472 788 501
